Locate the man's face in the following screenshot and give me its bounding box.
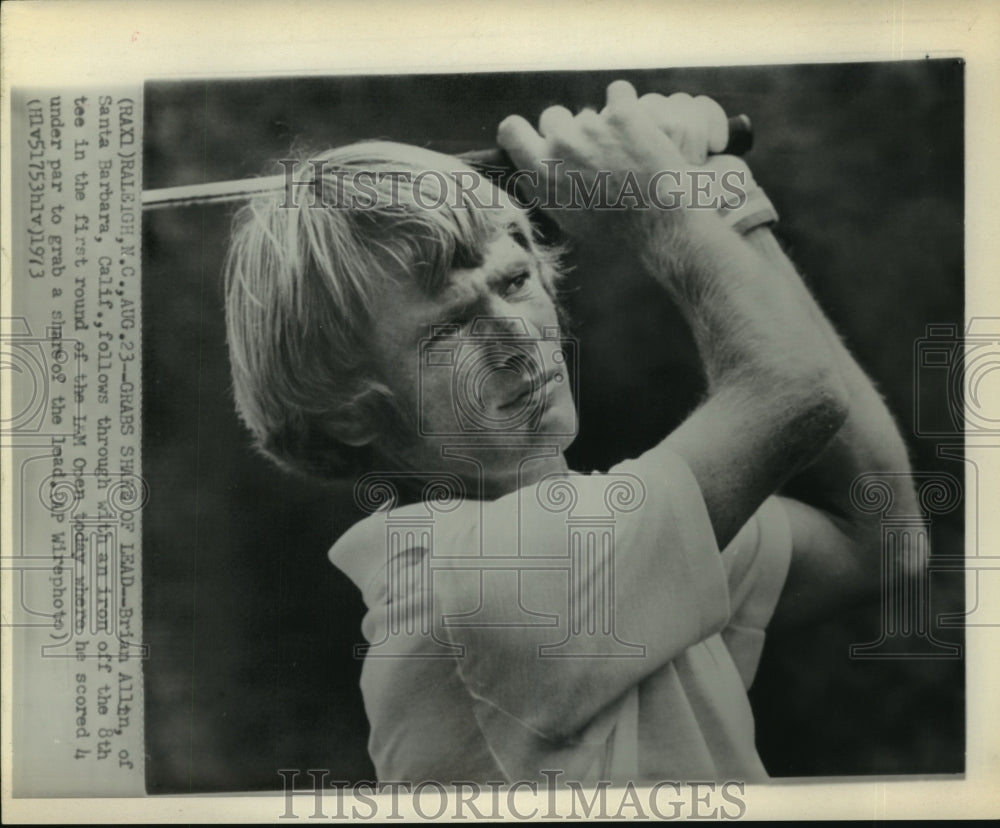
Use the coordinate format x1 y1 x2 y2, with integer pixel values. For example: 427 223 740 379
370 228 577 497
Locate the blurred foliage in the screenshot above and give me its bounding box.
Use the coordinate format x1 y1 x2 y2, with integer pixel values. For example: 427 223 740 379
142 61 964 792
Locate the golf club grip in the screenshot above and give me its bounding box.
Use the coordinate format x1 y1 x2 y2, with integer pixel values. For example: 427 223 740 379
457 114 753 169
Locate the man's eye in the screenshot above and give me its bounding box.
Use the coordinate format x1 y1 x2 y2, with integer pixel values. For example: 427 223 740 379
504 271 531 297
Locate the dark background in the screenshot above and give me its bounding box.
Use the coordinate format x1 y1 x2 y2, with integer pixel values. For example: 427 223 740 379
142 61 965 793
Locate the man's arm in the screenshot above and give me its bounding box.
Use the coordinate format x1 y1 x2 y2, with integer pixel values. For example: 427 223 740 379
636 208 850 548
741 226 919 630
499 81 849 549
499 81 919 631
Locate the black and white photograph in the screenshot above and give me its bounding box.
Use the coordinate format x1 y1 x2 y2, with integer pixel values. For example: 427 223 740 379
3 1 999 822
141 59 968 795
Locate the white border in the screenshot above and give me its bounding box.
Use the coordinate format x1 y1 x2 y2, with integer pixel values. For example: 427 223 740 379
3 0 998 821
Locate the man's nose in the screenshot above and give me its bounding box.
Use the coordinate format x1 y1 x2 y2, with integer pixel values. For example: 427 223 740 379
465 314 543 383
497 344 535 379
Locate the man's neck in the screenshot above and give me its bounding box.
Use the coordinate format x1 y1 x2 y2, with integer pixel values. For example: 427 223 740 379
441 444 571 501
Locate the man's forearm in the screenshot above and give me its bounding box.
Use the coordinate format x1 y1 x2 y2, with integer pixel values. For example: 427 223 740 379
743 226 918 523
635 210 850 548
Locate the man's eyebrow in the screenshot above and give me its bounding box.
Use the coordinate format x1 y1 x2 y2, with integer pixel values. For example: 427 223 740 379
508 223 532 252
487 254 535 284
417 226 537 337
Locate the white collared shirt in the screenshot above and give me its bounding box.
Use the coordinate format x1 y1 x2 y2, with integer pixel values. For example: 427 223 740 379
329 444 792 785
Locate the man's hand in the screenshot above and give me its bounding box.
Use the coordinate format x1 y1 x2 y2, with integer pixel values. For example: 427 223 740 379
634 90 729 164
497 80 732 244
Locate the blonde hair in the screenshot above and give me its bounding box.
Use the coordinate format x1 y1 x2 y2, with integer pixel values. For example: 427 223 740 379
223 141 566 480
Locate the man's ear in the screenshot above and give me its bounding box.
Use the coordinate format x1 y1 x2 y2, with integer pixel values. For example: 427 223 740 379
336 423 379 447
320 385 397 448
318 415 379 448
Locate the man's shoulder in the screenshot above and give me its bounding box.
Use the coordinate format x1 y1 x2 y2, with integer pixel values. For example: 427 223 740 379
326 473 584 586
326 457 707 591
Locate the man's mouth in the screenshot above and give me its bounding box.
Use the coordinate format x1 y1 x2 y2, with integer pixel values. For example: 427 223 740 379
497 368 560 411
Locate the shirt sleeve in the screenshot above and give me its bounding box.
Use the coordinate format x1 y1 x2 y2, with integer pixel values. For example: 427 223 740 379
719 496 793 688
431 441 732 749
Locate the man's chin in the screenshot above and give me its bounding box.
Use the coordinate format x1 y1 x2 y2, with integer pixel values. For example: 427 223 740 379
540 403 578 449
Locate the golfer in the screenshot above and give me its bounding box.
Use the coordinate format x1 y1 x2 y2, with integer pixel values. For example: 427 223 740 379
222 81 917 784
